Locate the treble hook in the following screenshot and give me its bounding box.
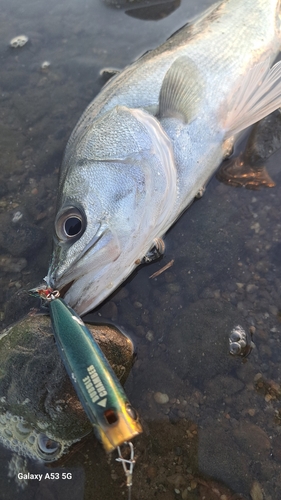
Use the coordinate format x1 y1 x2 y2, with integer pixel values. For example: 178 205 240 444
116 441 135 500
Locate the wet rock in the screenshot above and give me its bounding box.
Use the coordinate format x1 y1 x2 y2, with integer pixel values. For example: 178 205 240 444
272 435 281 462
0 315 134 460
233 422 271 460
198 426 252 493
0 211 46 257
205 375 244 402
4 289 39 326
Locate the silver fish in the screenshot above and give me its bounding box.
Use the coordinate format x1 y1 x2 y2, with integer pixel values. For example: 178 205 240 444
47 0 281 315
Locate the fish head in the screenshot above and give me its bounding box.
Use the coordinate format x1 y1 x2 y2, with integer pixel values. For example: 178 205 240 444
46 105 176 315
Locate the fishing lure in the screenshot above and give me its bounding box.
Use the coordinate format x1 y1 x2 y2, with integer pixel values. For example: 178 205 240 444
36 288 142 453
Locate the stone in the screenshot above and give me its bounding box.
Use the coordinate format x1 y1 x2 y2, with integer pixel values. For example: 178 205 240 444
154 392 169 404
250 481 264 500
233 422 271 460
198 426 252 494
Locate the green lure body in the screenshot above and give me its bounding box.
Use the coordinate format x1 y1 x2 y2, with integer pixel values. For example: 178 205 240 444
48 297 142 452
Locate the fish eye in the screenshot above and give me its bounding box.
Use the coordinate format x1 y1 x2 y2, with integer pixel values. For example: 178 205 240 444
37 433 61 460
64 216 82 236
55 206 86 242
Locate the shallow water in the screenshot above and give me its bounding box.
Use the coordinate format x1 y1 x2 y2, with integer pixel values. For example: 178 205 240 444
1 0 281 498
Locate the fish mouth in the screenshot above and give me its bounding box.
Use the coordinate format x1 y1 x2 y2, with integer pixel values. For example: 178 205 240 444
47 227 123 314
48 228 107 290
58 280 75 298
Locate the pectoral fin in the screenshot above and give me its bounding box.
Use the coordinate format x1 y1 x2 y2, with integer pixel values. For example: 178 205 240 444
159 56 203 123
224 59 281 137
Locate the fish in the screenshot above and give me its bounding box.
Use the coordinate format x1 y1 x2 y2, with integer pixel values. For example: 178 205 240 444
46 0 281 316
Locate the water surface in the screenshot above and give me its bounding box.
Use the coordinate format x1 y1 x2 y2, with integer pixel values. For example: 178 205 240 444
1 0 281 499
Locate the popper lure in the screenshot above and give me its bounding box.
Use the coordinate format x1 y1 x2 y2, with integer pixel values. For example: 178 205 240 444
36 288 142 453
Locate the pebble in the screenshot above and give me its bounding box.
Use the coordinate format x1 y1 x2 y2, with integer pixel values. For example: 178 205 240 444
133 301 143 309
248 409 256 417
41 61 50 70
250 481 264 500
190 480 197 489
154 392 169 404
12 211 23 223
146 330 154 342
9 35 28 48
166 283 181 294
246 284 258 293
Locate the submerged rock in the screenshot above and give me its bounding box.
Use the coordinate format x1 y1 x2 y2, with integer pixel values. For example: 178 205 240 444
165 298 242 387
0 211 46 258
0 314 134 461
104 0 180 21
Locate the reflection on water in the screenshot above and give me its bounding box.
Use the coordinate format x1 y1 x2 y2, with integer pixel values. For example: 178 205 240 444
1 0 281 498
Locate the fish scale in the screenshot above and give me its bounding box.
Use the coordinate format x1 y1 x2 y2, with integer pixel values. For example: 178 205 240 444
46 0 281 315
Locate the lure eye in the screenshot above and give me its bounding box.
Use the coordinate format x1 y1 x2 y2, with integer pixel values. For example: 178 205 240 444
126 404 138 421
55 206 86 242
37 433 61 460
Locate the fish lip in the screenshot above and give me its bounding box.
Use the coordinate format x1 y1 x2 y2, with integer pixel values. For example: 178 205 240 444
51 227 106 288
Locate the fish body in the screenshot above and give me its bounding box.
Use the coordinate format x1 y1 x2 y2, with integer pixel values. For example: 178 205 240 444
47 0 281 315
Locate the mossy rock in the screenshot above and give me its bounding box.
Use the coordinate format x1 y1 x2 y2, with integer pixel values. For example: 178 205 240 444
0 314 134 461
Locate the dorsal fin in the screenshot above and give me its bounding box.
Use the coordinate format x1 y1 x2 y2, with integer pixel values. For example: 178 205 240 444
158 56 203 123
224 58 281 137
